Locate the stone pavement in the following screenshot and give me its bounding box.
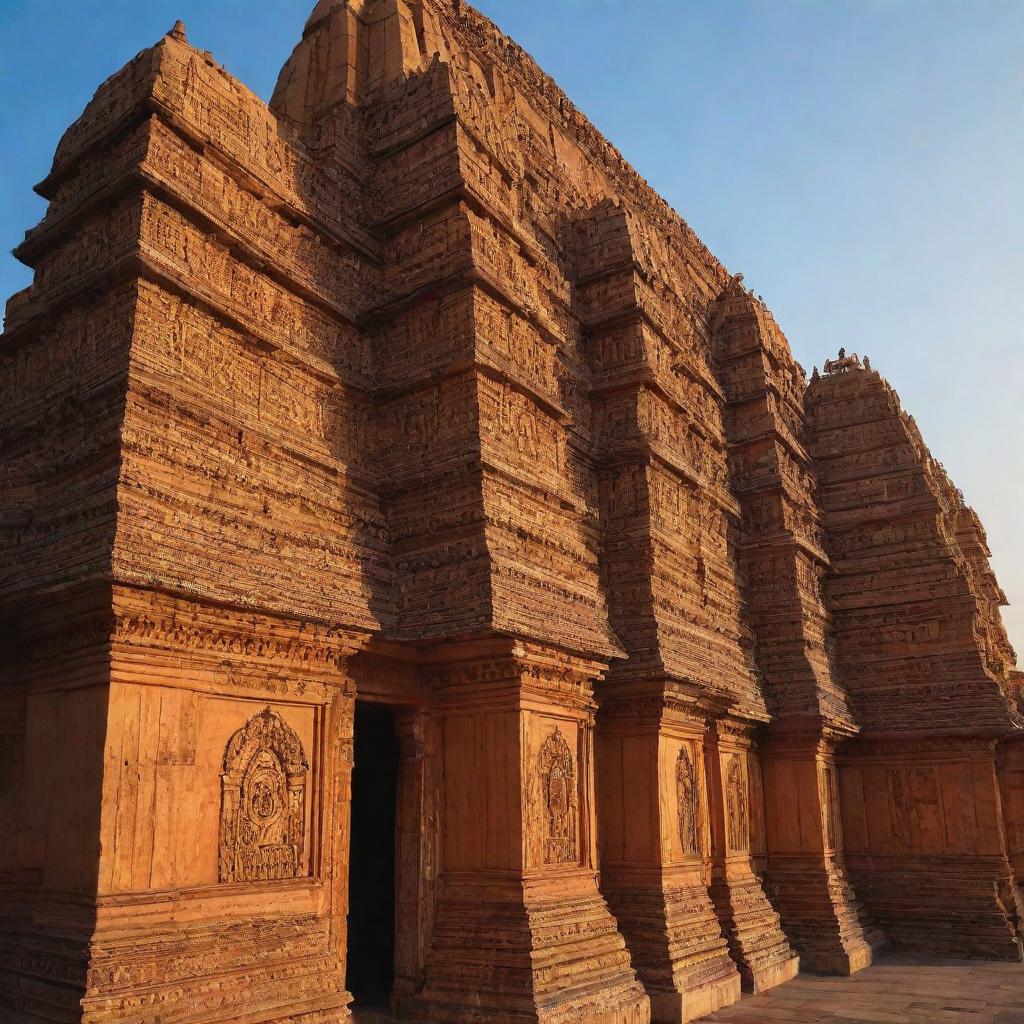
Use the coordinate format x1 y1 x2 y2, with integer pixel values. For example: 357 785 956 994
698 955 1024 1024
352 956 1024 1023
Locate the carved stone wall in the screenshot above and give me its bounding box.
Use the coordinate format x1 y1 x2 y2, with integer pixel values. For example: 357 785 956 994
0 2 1020 1023
807 362 1020 960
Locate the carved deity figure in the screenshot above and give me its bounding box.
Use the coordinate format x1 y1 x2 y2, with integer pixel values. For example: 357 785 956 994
539 728 578 865
219 707 308 883
725 753 749 853
676 744 700 855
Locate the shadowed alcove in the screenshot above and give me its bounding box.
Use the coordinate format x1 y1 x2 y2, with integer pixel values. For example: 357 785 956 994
347 701 401 1011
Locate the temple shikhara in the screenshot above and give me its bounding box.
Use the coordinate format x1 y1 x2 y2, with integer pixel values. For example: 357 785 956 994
2 2 1022 1022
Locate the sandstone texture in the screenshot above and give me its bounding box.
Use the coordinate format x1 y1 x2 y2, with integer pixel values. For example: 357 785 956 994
0 3 1020 1023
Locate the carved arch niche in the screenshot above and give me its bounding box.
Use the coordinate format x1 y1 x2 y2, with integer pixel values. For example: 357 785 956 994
219 706 309 883
539 727 579 866
676 742 702 857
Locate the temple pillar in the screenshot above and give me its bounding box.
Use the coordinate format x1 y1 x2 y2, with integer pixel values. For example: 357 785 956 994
84 590 365 1024
0 592 112 1023
705 720 799 993
0 586 366 1024
597 687 741 1023
405 641 650 1024
710 279 882 973
759 730 882 973
1000 734 1024 909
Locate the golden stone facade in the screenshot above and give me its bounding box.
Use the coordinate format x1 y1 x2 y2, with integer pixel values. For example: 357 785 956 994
0 4 1020 1023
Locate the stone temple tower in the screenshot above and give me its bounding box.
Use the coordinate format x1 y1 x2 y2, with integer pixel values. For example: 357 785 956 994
0 2 1020 1023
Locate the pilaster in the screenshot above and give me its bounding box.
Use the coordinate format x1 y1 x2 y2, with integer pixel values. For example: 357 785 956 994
711 280 881 972
406 641 650 1024
759 728 883 973
705 720 799 993
597 687 740 1023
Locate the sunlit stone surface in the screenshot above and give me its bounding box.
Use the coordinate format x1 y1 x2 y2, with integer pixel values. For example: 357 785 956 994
0 4 1020 1023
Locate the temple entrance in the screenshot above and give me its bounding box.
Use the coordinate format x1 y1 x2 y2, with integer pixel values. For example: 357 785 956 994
346 701 401 1013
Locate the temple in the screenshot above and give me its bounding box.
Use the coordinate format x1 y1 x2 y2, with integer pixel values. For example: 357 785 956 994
0 3 1020 1022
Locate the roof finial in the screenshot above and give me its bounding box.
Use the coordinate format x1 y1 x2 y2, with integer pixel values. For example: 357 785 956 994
169 20 188 42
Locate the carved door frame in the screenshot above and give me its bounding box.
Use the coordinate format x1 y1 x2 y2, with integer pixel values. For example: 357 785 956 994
392 704 438 1000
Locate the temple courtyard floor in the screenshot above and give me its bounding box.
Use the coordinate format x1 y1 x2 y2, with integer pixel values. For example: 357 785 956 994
348 956 1024 1024
698 955 1024 1023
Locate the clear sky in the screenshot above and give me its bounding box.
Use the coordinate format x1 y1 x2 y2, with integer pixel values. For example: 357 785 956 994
1 0 1021 656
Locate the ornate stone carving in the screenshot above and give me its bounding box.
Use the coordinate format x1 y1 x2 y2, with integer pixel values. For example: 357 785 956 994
2 1 1021 1020
539 728 578 865
219 707 308 883
823 347 863 374
726 753 749 853
676 743 700 856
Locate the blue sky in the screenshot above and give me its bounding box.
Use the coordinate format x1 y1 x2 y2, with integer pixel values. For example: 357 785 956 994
2 0 1021 656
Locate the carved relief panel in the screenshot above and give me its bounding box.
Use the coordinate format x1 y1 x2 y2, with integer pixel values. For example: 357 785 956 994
539 727 579 865
676 743 701 857
219 707 309 883
725 753 749 853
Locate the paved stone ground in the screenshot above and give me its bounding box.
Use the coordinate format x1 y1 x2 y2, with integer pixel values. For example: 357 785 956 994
698 955 1024 1024
349 957 1024 1023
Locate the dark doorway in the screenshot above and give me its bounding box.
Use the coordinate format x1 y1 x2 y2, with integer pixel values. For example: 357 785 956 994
346 701 400 1010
